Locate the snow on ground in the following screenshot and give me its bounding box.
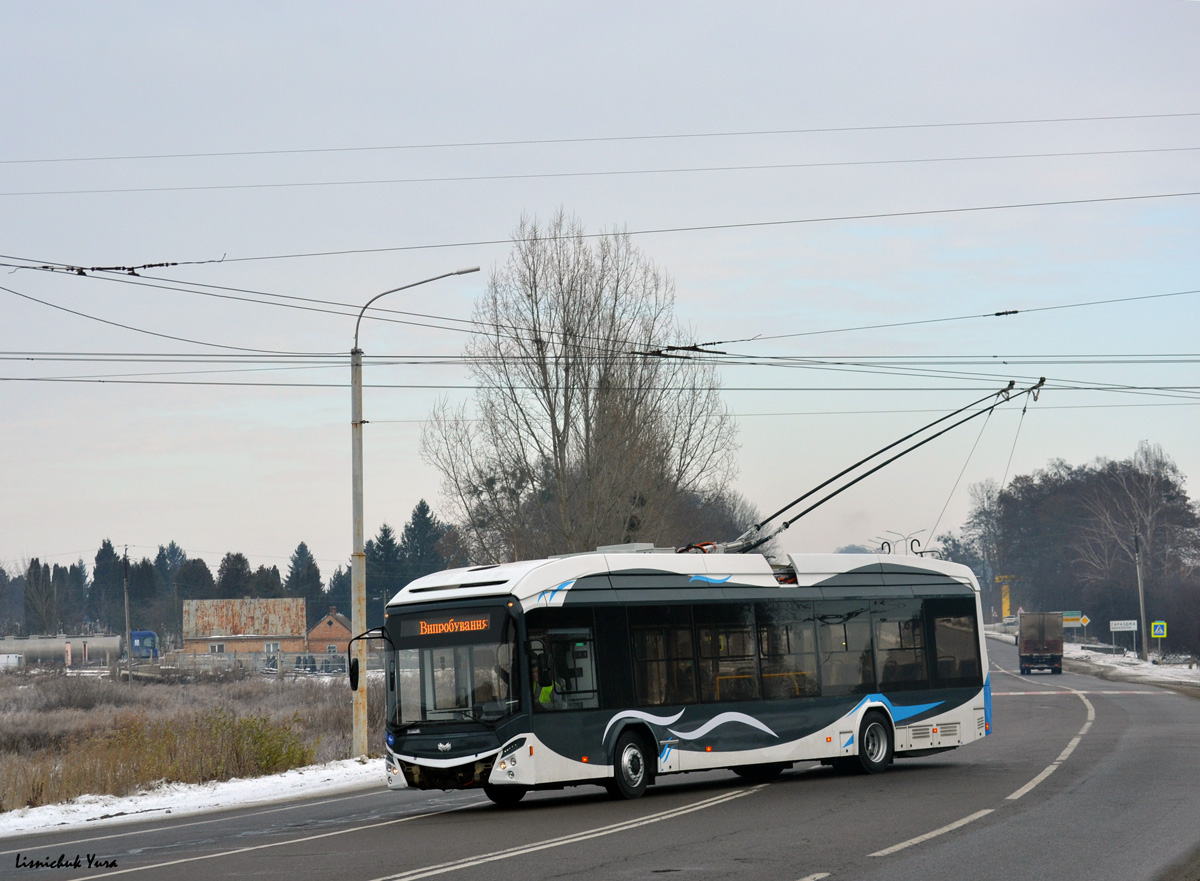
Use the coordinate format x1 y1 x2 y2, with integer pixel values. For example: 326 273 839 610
987 627 1200 688
0 757 385 839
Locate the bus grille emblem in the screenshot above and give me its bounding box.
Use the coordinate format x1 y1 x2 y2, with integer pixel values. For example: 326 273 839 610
438 742 451 752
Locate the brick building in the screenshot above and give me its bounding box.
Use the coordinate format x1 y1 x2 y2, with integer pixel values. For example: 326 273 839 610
307 606 353 655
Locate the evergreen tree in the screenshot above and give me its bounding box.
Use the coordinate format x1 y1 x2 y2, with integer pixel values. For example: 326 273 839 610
24 559 56 633
285 542 325 627
89 540 123 630
176 557 216 600
366 523 403 628
53 561 88 631
326 564 351 618
153 541 187 591
248 564 284 599
215 552 252 598
398 500 447 585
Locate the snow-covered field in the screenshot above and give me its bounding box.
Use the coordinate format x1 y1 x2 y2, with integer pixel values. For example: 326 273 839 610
0 757 385 839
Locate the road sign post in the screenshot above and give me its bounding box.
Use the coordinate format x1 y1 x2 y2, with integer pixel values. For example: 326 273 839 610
1111 619 1137 652
1151 620 1167 657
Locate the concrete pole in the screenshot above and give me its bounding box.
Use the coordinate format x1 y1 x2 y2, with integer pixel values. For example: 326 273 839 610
350 346 368 757
348 266 479 760
123 549 132 684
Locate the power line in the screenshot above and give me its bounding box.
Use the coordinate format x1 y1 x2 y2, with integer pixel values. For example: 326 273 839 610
5 110 1199 165
0 283 318 355
125 190 1200 265
6 145 1198 198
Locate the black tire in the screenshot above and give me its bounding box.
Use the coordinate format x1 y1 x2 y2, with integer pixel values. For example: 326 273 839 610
830 756 857 775
610 731 650 799
482 783 527 807
733 762 786 784
1020 666 1029 675
856 711 893 774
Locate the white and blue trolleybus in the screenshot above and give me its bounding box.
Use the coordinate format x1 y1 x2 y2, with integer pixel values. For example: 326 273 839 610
352 547 992 805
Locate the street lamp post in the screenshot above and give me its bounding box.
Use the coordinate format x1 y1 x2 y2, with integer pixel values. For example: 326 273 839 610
349 266 479 758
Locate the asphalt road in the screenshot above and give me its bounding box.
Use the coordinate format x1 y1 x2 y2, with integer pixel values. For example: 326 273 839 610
6 640 1200 881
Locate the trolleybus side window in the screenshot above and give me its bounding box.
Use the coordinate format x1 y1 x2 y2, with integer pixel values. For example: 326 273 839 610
695 603 759 702
927 597 983 686
630 605 697 707
816 602 874 696
756 600 820 698
526 607 600 711
872 599 929 691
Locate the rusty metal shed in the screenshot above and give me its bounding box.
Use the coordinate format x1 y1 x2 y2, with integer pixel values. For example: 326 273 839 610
182 598 308 654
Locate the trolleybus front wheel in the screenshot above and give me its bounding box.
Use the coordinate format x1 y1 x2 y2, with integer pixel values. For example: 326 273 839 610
607 731 649 799
483 783 527 807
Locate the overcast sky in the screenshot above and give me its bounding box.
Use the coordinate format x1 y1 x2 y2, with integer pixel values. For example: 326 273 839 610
2 2 1197 585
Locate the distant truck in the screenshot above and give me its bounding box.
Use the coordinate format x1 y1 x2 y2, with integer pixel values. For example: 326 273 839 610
1019 612 1063 675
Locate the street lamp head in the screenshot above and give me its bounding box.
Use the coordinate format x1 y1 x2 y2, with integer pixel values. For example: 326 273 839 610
353 266 481 349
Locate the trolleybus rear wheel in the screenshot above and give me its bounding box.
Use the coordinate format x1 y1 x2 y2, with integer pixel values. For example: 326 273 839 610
856 711 894 774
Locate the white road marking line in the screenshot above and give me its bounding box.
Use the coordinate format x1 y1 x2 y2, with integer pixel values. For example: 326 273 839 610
998 665 1096 801
992 690 1160 696
371 788 762 881
1005 763 1060 801
77 803 476 878
796 873 831 881
868 809 994 857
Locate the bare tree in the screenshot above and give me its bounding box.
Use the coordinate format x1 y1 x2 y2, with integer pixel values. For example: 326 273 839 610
1074 441 1199 586
422 211 739 562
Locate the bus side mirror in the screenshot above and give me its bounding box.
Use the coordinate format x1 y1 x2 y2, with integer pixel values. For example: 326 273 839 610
349 657 360 691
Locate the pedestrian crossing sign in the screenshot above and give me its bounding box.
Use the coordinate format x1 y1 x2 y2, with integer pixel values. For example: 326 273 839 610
1151 621 1167 639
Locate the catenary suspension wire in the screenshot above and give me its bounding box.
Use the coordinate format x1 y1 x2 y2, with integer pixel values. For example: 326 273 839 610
5 190 1195 269
5 110 1199 164
6 145 1199 198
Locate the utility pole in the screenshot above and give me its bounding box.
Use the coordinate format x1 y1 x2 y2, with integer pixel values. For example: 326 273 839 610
350 266 480 758
1134 533 1149 662
123 547 133 683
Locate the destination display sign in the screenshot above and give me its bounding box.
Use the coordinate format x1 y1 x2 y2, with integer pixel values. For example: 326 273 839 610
400 613 493 639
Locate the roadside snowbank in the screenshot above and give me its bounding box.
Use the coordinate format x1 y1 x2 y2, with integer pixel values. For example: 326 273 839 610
0 757 383 839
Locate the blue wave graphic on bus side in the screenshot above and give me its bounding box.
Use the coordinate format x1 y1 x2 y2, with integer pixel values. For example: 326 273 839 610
668 712 779 741
850 693 945 724
602 709 686 742
688 575 732 584
536 579 576 605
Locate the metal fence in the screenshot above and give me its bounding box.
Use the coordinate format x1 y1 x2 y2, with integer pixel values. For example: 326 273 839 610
164 650 383 677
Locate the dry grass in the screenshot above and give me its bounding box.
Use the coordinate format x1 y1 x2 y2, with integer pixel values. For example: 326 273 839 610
0 669 385 812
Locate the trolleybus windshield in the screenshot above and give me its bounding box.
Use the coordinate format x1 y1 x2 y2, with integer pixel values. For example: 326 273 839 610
389 607 517 725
